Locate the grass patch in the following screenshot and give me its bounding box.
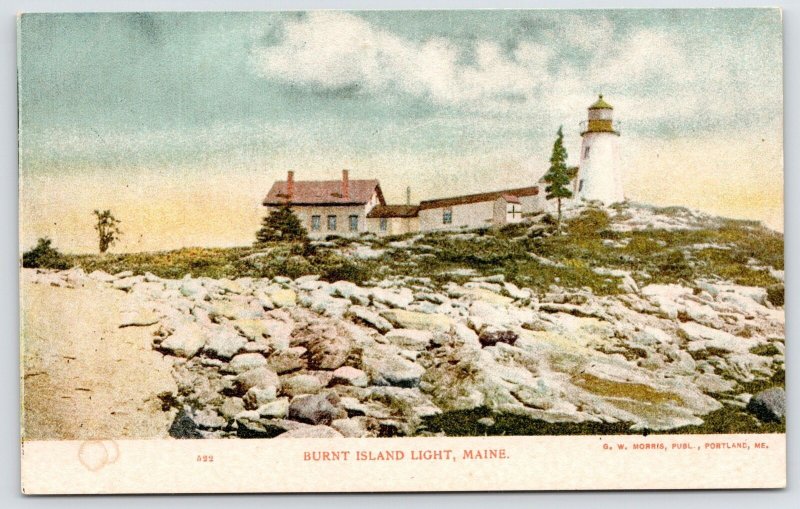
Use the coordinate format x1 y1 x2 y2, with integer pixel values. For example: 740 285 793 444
42 207 781 297
573 373 683 405
419 405 785 436
749 343 782 357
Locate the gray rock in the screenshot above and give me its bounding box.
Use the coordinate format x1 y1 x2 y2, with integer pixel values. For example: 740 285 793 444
307 331 351 370
330 366 369 387
158 323 206 358
329 281 370 305
282 374 323 396
89 270 116 283
259 397 290 418
363 355 425 388
113 276 141 292
228 353 268 373
269 289 297 308
234 367 281 393
192 408 227 429
288 392 347 425
204 330 248 360
385 329 433 350
747 388 786 422
180 280 207 300
219 397 246 420
478 328 519 347
347 305 393 333
380 309 455 332
267 346 307 374
331 417 369 437
243 386 278 410
371 287 414 309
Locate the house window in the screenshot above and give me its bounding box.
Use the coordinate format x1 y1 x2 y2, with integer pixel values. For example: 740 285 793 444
579 180 584 192
443 208 453 224
327 215 337 231
379 218 388 231
349 215 359 232
311 215 321 231
507 204 522 222
584 146 590 158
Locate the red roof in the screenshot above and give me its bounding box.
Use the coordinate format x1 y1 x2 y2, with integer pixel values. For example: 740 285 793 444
501 194 521 204
264 179 384 206
419 186 539 210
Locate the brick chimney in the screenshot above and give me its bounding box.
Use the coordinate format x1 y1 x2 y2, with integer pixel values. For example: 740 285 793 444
342 169 350 200
287 171 295 201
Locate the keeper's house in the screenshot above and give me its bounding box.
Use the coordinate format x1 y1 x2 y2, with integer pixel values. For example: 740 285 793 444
263 170 385 238
417 186 543 232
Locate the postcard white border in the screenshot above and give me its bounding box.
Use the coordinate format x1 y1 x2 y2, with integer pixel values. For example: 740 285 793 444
21 434 785 494
10 1 797 503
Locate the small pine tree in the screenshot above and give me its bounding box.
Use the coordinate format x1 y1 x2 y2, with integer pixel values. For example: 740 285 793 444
542 126 573 234
22 237 70 269
93 209 122 253
255 204 308 244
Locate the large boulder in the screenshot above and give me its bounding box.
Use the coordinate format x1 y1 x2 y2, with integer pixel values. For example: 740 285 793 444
287 392 347 425
158 323 206 358
747 388 785 422
370 288 414 309
243 386 278 410
330 366 369 388
307 331 352 370
478 327 519 348
380 309 454 332
346 306 393 333
234 367 281 393
204 329 248 360
228 353 268 374
363 355 425 388
267 346 308 374
384 329 433 351
269 289 297 308
281 374 323 396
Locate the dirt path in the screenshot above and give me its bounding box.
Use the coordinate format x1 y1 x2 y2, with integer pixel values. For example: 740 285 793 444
21 271 177 440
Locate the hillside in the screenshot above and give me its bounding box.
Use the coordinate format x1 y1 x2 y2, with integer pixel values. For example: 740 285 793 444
22 202 785 438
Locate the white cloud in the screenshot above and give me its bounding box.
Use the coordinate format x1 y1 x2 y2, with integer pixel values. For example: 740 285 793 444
250 12 549 111
249 12 779 128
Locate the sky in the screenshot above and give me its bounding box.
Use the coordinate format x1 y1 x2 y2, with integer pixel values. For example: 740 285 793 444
18 9 783 253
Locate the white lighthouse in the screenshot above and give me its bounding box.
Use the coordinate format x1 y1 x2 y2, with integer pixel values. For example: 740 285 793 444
574 95 624 205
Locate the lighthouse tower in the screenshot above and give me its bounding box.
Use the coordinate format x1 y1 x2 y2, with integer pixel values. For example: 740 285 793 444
575 95 624 205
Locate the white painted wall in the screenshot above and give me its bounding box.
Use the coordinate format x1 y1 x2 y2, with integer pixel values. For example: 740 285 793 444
419 201 495 232
366 216 419 236
576 131 624 205
267 204 367 239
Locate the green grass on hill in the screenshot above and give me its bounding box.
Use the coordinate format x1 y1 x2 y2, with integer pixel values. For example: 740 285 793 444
30 207 782 300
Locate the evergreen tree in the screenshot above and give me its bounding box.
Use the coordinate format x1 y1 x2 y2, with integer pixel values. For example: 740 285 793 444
22 237 70 269
542 126 573 233
93 209 122 253
255 204 308 244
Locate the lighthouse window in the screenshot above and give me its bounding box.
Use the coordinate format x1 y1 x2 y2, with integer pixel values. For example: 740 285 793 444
584 146 590 158
579 180 584 192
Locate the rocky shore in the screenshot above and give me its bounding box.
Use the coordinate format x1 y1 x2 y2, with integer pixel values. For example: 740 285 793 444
25 252 785 438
